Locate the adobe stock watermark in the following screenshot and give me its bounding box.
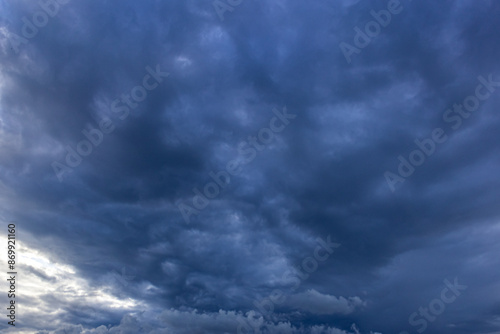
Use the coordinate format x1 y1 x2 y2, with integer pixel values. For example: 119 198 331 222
177 106 296 224
8 0 72 54
111 266 136 288
236 235 341 334
339 0 410 64
399 277 467 334
51 65 169 182
384 74 500 192
213 0 245 21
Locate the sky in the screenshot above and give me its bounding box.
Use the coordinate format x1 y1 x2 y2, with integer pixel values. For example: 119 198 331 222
0 0 500 333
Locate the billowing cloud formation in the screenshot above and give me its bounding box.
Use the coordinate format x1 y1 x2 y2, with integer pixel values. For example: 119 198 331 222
0 0 500 333
287 290 365 315
38 310 358 334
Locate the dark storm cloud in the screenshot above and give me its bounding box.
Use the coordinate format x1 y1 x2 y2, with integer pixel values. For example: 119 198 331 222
0 0 499 333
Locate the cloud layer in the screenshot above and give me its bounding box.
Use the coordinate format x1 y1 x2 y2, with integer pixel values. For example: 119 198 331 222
0 0 500 333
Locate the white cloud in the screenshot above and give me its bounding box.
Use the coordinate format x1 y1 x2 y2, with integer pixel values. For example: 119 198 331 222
287 289 365 315
0 233 144 332
40 308 372 334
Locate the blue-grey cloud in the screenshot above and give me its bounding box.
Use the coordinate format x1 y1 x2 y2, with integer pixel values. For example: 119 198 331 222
0 0 499 333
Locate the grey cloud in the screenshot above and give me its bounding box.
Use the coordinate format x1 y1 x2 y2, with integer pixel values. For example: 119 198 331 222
1 0 500 333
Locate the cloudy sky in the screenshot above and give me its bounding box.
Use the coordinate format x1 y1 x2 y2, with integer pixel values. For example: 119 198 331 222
0 0 500 333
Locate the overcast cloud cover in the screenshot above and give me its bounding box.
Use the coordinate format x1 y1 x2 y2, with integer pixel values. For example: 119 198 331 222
0 0 500 333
